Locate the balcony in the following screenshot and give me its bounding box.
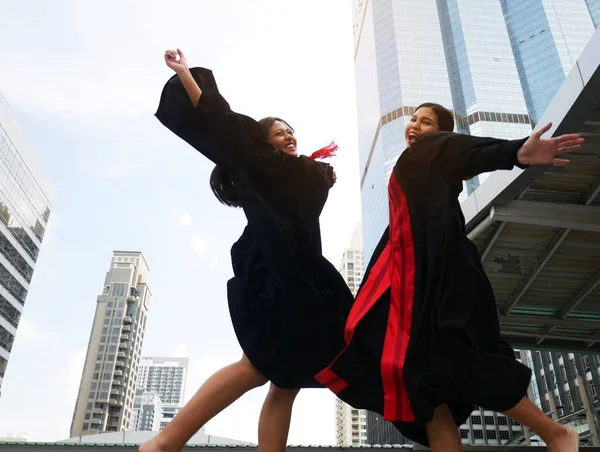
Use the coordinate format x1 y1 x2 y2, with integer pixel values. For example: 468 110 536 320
122 325 132 332
120 334 130 341
89 418 103 424
110 389 122 396
109 398 123 407
123 316 132 324
118 342 130 350
114 370 123 376
112 379 123 386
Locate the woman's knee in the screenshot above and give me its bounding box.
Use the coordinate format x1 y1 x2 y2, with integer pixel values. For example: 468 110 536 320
267 383 300 400
238 354 268 387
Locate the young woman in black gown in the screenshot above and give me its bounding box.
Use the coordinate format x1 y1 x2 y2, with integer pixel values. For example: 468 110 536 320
140 49 353 452
317 103 583 451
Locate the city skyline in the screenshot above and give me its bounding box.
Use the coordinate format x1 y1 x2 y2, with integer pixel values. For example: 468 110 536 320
0 0 599 446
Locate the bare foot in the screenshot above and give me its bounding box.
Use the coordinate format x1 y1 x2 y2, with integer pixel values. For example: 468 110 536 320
139 437 173 452
546 427 579 452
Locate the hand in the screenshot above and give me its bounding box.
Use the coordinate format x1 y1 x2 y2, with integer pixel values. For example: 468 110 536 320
517 122 584 166
332 170 337 185
164 48 189 74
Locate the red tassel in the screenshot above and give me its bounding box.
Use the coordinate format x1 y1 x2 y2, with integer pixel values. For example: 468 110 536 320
308 141 338 160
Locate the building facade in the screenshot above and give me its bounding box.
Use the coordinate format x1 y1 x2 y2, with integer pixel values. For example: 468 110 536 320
131 390 162 432
0 93 55 395
502 0 600 123
70 251 151 437
525 350 600 446
136 357 188 430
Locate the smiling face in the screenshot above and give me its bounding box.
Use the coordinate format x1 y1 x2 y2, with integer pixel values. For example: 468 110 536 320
405 107 440 147
267 120 298 156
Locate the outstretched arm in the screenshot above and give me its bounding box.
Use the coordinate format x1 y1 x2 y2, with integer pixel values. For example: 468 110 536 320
408 124 583 182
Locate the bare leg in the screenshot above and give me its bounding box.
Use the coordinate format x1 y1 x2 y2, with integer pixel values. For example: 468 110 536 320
257 384 300 452
139 354 268 452
425 404 461 452
503 397 578 451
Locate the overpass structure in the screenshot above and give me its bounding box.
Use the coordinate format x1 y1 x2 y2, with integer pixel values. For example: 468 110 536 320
465 26 600 352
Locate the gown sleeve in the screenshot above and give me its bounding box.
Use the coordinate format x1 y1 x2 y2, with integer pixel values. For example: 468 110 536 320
155 67 286 177
407 131 528 182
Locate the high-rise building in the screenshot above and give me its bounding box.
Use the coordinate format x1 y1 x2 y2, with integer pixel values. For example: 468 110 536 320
0 93 55 396
335 400 368 446
136 357 188 430
335 224 368 446
131 390 163 432
502 0 600 123
70 251 151 437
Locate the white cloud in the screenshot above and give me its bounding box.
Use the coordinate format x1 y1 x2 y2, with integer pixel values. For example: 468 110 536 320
179 211 192 226
190 234 208 253
207 252 222 269
16 317 57 346
171 343 189 358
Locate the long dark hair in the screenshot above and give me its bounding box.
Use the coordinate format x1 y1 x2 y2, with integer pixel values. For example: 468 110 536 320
415 102 455 132
209 116 294 207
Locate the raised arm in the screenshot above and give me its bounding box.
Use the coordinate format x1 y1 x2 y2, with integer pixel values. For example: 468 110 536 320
164 49 203 107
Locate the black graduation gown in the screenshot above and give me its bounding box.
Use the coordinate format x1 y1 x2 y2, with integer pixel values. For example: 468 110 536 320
315 131 533 446
156 67 353 388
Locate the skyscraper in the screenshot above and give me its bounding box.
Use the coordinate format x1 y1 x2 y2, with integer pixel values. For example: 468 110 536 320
353 0 598 262
0 93 55 396
70 251 151 437
136 357 188 430
502 0 600 123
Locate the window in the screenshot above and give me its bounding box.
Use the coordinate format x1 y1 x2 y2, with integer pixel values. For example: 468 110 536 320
460 429 469 439
84 413 90 420
471 416 481 425
348 263 354 270
102 327 108 335
484 416 495 426
111 284 127 297
486 430 497 440
500 431 510 440
82 423 89 431
473 430 484 439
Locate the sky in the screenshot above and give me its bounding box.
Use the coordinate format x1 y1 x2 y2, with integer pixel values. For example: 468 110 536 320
0 0 362 444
